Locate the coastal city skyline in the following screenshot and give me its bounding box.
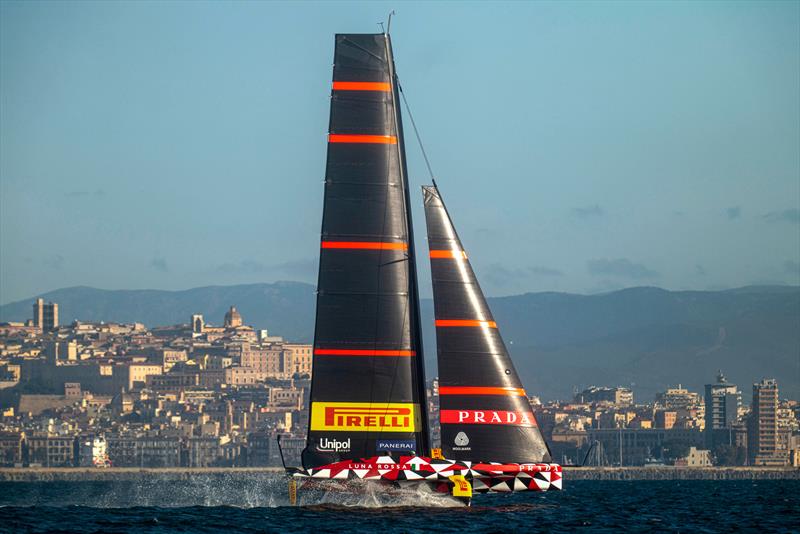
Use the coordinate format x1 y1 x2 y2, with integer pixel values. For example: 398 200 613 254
1 300 798 469
3 284 798 401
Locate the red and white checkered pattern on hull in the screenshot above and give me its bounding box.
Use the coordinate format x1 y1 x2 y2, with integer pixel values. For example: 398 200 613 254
294 455 562 493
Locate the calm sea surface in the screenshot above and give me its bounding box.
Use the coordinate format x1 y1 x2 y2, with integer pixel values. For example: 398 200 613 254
1 477 799 533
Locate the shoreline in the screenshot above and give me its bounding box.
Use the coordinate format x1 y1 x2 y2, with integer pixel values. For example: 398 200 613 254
0 466 797 482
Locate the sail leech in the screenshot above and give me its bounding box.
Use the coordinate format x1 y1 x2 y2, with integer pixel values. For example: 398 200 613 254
302 33 429 469
423 184 551 463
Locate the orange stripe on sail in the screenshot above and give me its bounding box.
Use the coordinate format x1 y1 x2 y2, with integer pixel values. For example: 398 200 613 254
328 134 397 144
439 386 526 396
332 81 391 92
321 241 408 250
315 349 415 357
435 319 497 328
429 250 468 259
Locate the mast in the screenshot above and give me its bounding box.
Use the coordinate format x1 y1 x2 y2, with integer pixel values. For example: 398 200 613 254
423 184 551 463
302 33 428 468
385 33 430 456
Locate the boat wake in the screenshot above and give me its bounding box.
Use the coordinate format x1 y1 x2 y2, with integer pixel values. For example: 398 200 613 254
2 474 464 509
301 480 464 508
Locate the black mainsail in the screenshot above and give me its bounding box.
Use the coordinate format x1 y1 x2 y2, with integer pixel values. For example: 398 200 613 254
302 33 429 468
423 184 551 464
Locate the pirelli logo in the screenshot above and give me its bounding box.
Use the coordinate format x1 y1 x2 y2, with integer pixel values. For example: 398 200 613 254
311 402 419 432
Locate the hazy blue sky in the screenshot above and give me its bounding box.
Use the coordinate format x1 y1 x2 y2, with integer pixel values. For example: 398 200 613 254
1 0 798 304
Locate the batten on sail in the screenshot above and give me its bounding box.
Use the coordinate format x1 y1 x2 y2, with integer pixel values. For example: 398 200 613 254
423 185 551 464
302 34 429 469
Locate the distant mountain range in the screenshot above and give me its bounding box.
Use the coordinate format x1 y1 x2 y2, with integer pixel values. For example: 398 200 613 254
2 283 798 401
0 283 317 342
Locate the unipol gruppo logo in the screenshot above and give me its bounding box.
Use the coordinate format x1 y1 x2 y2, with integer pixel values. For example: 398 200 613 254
310 402 419 432
318 437 350 453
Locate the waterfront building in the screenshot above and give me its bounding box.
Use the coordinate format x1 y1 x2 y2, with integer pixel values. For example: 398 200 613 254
675 446 712 467
704 372 741 449
246 432 272 466
0 431 24 466
188 437 222 467
278 435 304 466
587 427 704 466
25 435 76 467
79 436 110 467
106 436 181 467
749 378 786 466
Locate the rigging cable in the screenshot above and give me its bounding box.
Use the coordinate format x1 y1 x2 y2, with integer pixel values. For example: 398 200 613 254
398 82 437 186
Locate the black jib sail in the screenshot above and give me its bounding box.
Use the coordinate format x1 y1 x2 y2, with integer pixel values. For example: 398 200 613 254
423 184 551 463
302 34 429 468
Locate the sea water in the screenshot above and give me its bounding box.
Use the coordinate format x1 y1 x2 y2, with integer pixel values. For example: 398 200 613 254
1 477 798 532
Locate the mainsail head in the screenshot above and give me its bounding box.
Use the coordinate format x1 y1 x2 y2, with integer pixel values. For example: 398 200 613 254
302 34 429 469
423 184 551 463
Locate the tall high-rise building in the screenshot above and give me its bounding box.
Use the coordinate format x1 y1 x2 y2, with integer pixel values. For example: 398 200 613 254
749 379 785 466
223 306 243 328
33 298 43 328
704 371 741 448
32 298 59 332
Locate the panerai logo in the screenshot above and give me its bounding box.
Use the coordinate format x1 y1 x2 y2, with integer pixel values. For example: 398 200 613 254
318 437 351 452
453 431 471 451
376 439 416 452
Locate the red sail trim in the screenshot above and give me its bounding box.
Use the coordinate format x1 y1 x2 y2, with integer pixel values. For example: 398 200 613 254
440 409 537 427
332 81 391 91
315 349 415 357
321 241 408 250
435 319 497 328
439 386 526 396
328 134 397 144
429 250 468 259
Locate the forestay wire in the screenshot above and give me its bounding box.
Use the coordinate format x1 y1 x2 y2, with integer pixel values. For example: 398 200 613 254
398 81 437 186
